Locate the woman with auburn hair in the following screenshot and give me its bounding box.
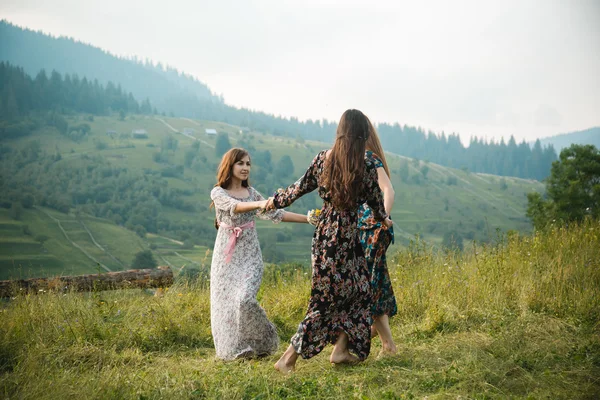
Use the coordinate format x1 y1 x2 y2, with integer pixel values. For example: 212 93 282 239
209 148 308 360
267 109 392 373
360 123 398 356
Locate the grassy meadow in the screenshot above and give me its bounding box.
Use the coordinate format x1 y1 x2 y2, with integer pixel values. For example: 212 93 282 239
1 220 598 399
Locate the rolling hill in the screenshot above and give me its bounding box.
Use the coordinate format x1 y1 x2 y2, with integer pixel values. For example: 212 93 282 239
0 112 544 279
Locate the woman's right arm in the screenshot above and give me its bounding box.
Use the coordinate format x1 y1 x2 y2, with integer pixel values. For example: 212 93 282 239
233 200 267 213
377 167 395 216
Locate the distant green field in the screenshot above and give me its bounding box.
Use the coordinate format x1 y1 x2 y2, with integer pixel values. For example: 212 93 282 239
0 207 146 280
0 113 545 278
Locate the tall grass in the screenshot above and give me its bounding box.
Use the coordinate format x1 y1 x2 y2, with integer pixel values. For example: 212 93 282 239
393 221 600 329
1 220 599 399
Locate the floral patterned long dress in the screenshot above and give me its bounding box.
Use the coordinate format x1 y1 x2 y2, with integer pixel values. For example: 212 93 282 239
210 186 284 360
358 151 398 318
272 150 387 360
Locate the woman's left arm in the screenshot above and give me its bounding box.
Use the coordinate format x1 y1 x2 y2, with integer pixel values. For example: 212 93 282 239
272 153 320 209
281 211 309 223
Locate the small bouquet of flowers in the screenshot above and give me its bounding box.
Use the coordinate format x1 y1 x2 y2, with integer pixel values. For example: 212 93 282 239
307 208 321 226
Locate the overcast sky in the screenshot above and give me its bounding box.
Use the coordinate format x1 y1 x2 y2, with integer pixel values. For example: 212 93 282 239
2 0 599 144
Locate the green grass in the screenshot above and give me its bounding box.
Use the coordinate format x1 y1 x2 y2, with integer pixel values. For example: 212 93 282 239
0 208 146 279
1 220 598 399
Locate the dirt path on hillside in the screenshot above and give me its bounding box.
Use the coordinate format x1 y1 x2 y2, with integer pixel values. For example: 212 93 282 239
155 117 218 149
79 220 125 268
151 234 184 246
35 207 112 272
173 251 200 266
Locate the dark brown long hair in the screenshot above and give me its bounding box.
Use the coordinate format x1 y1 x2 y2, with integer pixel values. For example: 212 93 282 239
210 148 250 228
322 109 371 210
365 123 390 177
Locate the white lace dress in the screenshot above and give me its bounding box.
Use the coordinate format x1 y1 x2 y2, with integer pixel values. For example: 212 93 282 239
209 186 284 360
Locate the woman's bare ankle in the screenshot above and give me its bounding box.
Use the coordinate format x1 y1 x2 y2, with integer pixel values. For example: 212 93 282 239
370 326 378 338
274 346 298 373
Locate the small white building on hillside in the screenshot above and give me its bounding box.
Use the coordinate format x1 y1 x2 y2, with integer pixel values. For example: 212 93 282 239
131 129 148 139
205 128 217 136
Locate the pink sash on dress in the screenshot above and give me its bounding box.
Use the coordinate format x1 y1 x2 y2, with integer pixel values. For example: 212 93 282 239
219 220 255 263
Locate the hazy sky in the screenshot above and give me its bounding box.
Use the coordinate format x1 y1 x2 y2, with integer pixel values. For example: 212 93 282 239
2 0 599 143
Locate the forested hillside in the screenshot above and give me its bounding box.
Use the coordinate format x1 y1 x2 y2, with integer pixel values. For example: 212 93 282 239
377 123 557 181
0 124 544 279
0 20 217 113
0 62 543 240
1 21 559 180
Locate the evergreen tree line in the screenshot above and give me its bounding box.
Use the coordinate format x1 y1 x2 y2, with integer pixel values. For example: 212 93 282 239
1 21 559 180
0 62 145 127
0 20 217 113
1 55 557 180
377 123 558 181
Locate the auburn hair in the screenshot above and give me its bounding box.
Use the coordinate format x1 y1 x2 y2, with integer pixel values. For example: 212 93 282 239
210 148 250 228
213 147 251 192
322 109 371 210
365 123 390 177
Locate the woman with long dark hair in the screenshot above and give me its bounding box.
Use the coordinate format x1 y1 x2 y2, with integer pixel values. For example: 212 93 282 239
267 109 392 372
209 148 307 360
360 124 398 356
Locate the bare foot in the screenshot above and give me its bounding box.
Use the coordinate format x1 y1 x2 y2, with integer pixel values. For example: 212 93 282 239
330 351 360 365
274 345 298 374
378 345 398 358
383 343 397 354
274 358 295 374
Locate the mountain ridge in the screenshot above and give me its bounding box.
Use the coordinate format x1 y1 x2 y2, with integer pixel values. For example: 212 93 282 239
536 127 600 153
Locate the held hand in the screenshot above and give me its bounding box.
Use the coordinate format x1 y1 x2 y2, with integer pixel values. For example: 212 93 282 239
256 200 268 211
265 197 276 211
383 217 393 229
